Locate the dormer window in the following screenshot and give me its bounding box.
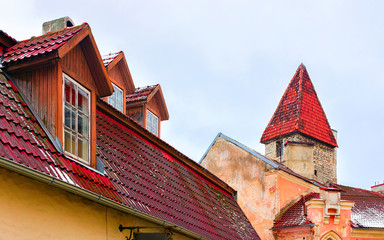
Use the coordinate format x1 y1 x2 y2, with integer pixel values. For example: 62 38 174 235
146 110 159 136
63 74 90 163
108 83 124 112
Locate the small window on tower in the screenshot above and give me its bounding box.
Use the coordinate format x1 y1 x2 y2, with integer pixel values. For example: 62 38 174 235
108 83 124 112
276 140 283 157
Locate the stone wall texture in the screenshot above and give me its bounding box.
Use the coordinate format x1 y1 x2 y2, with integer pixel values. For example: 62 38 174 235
264 133 337 185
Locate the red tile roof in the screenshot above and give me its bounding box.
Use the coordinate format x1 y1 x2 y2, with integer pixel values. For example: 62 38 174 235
126 85 158 103
273 185 384 229
2 24 86 64
261 64 337 147
102 51 121 67
0 30 17 46
273 193 319 229
0 71 259 239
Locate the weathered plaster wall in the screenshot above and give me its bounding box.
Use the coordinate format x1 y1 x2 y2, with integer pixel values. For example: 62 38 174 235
307 202 352 240
201 136 315 240
265 133 337 185
0 167 191 240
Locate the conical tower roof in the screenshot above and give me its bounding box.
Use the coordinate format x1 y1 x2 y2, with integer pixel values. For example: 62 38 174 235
260 64 337 147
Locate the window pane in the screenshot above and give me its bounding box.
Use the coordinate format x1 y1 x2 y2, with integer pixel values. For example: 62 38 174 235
78 88 89 113
146 110 158 136
109 83 123 112
78 137 89 162
78 112 89 138
64 130 76 155
65 78 76 106
64 103 77 131
63 74 91 163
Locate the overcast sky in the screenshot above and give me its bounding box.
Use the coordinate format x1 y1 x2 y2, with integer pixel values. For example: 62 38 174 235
3 0 384 190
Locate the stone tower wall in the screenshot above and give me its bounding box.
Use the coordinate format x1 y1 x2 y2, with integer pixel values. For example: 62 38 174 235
265 133 337 185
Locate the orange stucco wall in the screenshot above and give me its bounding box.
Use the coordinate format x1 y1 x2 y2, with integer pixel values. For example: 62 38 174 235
201 136 319 240
0 167 191 240
277 173 314 211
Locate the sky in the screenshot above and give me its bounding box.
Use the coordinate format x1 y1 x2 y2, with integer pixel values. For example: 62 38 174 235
2 0 384 190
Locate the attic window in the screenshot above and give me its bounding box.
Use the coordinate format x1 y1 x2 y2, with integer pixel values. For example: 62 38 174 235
108 83 124 112
63 74 90 163
146 110 159 136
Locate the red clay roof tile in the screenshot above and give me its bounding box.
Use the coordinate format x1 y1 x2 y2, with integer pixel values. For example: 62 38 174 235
2 24 86 64
126 85 158 103
0 71 259 239
261 64 337 147
102 52 121 67
273 185 384 229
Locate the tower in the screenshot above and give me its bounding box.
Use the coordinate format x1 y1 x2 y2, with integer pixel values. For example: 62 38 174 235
260 64 338 185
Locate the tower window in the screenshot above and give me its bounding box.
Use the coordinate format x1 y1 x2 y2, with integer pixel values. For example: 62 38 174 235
276 140 283 157
63 74 90 164
146 110 159 136
108 83 124 112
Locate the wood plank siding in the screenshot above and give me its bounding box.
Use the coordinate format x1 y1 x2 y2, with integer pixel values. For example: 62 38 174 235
11 65 58 137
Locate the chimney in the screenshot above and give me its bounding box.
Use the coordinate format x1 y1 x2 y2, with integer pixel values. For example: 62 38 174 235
320 186 341 224
42 17 75 34
371 182 384 195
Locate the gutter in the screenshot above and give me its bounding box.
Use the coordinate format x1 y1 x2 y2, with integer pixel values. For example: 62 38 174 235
0 156 208 240
271 223 315 230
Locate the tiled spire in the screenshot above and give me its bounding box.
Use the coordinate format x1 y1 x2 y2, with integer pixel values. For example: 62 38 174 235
261 64 337 147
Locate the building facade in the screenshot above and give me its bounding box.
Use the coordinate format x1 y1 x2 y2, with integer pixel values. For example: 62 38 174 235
0 17 260 240
201 64 384 240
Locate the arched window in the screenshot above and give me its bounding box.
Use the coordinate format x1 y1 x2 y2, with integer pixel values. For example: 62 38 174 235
320 231 342 240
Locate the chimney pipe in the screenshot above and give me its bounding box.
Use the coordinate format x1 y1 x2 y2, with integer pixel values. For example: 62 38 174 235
42 17 75 34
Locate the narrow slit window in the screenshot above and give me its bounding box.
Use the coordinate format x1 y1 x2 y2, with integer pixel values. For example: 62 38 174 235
276 140 283 157
108 83 124 112
63 74 90 164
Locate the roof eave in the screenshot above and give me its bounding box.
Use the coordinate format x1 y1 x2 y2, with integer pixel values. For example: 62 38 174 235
0 155 211 240
261 130 338 148
0 31 17 48
271 223 315 230
106 51 136 93
76 26 113 97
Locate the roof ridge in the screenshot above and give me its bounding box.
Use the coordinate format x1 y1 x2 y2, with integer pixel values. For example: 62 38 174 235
295 64 304 130
16 23 87 44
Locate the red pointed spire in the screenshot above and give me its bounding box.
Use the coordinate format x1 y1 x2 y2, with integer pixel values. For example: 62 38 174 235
260 64 337 147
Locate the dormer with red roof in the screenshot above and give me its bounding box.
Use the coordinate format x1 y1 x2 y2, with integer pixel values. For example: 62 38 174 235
261 64 338 185
1 18 113 168
0 18 259 240
102 51 135 114
126 84 169 137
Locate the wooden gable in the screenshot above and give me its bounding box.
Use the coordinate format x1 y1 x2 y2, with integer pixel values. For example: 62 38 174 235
61 45 98 95
4 23 114 168
105 51 135 94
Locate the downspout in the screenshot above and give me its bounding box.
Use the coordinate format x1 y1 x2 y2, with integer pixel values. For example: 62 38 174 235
0 156 209 240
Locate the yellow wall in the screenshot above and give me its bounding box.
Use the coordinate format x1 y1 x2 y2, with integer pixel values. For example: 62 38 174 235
0 167 191 240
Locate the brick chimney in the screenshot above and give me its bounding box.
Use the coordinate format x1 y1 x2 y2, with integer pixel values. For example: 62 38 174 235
42 17 74 34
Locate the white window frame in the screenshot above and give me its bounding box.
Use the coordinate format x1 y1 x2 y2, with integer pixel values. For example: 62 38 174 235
108 82 124 112
62 73 91 164
146 110 159 136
